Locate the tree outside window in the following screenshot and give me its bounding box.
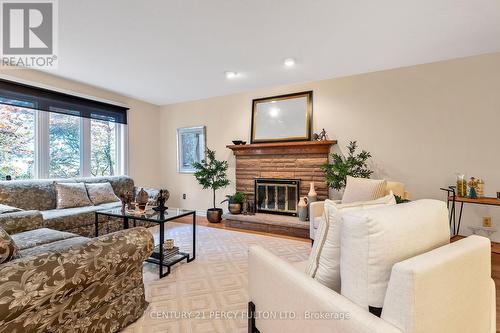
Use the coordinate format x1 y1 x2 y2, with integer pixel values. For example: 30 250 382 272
91 119 116 176
0 104 35 180
49 113 81 178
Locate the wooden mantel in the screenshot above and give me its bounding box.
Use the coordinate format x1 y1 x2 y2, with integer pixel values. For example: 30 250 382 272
227 140 337 156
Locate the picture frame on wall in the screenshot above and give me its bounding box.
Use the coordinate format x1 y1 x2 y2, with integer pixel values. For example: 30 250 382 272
251 91 312 143
177 126 206 173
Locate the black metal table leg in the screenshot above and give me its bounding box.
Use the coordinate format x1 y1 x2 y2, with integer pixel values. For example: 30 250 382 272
452 194 457 235
159 221 164 278
457 201 464 235
95 213 99 237
188 211 196 262
123 216 129 230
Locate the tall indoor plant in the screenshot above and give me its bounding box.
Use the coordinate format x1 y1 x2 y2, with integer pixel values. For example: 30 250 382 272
192 148 230 223
321 141 373 191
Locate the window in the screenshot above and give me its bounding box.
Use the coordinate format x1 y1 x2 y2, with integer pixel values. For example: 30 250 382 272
0 104 36 179
91 119 116 176
0 79 128 180
49 113 81 178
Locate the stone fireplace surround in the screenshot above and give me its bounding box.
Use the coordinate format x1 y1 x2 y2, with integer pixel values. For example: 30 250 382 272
225 140 337 238
227 140 337 202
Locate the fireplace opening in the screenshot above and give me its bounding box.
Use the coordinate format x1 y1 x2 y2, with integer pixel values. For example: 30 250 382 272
254 178 300 216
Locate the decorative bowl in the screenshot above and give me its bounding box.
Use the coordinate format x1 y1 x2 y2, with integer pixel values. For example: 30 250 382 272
232 140 243 145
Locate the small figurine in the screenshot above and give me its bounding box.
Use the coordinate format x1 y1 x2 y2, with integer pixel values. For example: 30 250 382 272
119 191 134 211
468 177 479 199
153 189 169 212
312 128 328 141
318 128 328 141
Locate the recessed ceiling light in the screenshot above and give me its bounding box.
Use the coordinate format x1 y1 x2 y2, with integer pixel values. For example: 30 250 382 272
283 58 296 67
225 71 239 79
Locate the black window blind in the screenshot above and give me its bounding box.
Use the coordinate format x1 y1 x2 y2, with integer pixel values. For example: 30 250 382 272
0 79 128 124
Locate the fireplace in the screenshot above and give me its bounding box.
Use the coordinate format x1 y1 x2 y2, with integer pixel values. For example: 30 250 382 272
254 178 300 216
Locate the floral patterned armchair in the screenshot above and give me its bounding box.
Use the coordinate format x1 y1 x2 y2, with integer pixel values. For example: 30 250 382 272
0 227 154 333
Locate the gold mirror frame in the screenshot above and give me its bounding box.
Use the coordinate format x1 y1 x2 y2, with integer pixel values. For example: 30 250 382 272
250 91 313 143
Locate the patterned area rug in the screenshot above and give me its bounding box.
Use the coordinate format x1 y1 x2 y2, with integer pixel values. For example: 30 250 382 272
123 222 311 333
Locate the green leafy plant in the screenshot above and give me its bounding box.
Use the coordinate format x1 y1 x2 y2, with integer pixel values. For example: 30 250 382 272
321 141 373 191
221 192 244 205
394 195 410 204
192 148 230 209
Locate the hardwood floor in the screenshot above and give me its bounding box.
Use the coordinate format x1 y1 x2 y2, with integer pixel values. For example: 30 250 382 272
175 215 310 242
177 217 499 330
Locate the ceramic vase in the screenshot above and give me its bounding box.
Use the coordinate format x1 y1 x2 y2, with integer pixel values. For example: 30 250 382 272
298 197 308 222
308 182 318 203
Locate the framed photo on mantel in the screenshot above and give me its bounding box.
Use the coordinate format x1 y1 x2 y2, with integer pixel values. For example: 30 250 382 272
177 126 206 173
250 91 312 143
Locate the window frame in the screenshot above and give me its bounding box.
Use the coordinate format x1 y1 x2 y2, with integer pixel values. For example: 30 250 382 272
1 96 128 180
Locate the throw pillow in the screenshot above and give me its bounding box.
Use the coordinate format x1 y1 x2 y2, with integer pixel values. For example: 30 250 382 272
340 199 450 314
86 182 120 205
0 226 21 264
55 182 92 209
305 192 397 292
0 204 22 214
341 176 387 204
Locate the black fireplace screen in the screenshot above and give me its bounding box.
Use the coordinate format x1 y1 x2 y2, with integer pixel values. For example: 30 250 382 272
254 178 300 216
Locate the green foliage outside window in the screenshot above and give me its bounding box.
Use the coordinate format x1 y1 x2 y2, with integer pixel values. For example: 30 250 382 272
0 105 35 180
0 104 118 180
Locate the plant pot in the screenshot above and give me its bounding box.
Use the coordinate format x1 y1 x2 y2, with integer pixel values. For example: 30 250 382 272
228 203 241 214
207 208 223 223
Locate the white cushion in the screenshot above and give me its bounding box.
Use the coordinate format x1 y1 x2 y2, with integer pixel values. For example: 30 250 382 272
305 193 396 292
340 199 450 311
342 176 387 204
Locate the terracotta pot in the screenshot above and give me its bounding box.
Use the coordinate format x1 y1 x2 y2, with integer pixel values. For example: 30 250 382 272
228 203 241 214
207 208 223 223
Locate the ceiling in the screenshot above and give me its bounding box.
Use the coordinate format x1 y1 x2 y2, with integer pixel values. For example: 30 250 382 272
44 0 500 105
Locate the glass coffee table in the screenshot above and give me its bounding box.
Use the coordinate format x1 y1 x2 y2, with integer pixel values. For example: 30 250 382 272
95 207 196 278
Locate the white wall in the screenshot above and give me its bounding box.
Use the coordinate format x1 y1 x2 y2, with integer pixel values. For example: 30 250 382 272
0 68 162 187
159 53 500 241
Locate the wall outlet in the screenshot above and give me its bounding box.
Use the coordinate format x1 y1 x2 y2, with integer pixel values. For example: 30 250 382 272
183 193 186 199
483 216 492 228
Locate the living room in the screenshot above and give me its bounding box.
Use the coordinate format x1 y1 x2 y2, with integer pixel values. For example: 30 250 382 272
0 1 499 332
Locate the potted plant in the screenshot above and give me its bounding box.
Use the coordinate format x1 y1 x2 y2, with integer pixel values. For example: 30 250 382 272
192 148 230 223
321 141 373 191
221 192 244 214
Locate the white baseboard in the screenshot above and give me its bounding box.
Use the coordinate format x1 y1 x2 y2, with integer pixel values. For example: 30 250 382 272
195 209 207 217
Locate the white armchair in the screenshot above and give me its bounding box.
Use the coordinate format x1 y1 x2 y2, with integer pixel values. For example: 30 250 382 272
248 235 495 333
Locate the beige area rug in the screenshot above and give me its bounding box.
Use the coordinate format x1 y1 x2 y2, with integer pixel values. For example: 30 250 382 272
123 222 311 333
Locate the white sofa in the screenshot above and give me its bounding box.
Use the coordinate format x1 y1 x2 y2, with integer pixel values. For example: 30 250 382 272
249 200 495 333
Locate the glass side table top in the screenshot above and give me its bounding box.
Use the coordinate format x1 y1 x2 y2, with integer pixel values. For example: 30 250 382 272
96 207 195 222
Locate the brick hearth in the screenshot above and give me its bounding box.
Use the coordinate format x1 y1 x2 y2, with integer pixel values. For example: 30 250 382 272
227 141 337 201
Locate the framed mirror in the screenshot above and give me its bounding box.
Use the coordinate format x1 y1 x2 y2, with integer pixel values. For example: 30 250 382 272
251 91 312 143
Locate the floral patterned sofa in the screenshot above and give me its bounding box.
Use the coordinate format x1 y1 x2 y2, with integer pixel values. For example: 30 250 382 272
0 218 154 333
0 176 157 237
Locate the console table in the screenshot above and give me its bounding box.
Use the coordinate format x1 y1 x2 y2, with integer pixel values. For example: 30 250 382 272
441 186 500 236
